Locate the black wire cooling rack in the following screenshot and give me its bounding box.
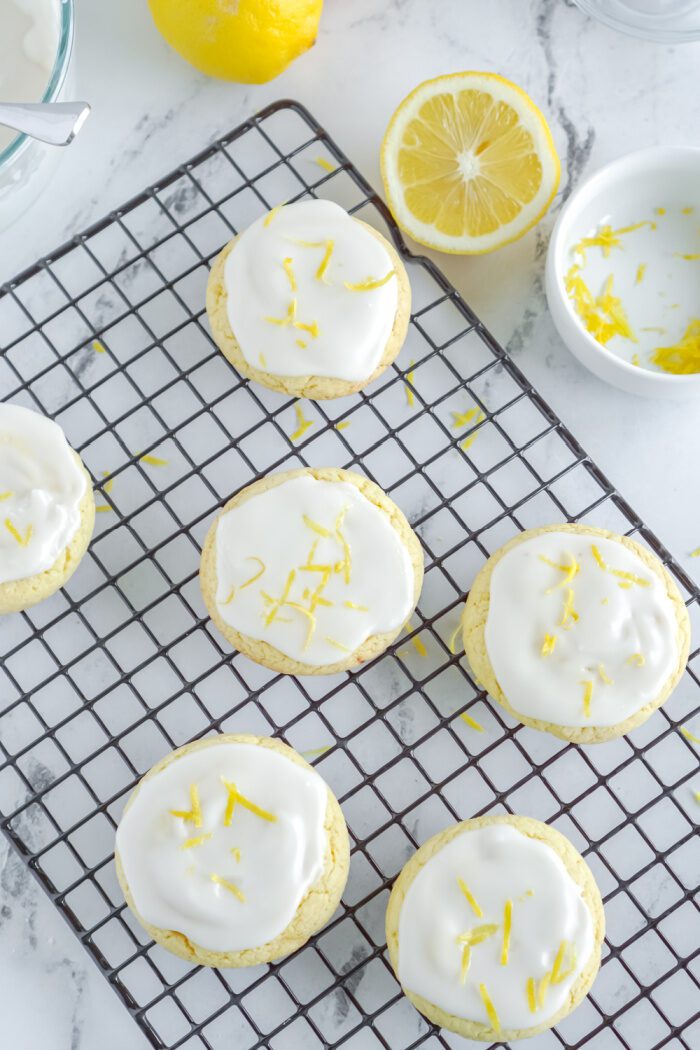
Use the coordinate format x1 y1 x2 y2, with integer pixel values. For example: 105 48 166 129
0 100 699 1050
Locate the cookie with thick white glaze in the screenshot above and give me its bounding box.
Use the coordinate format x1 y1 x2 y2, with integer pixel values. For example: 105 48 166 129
115 733 349 968
206 199 411 399
386 814 604 1041
199 467 424 675
463 524 690 743
0 403 95 614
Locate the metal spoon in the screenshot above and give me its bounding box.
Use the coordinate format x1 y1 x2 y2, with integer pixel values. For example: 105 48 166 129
0 101 90 146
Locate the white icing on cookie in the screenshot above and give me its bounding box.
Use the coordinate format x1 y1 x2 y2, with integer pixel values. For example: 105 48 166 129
0 403 87 585
116 741 328 953
214 475 416 666
484 531 679 728
397 823 594 1031
224 199 399 382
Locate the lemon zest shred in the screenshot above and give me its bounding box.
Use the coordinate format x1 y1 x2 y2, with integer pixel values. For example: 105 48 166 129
182 833 212 850
293 319 320 338
635 263 647 285
560 588 579 627
550 940 567 984
461 413 486 450
263 204 283 227
335 420 350 430
411 634 427 657
405 360 415 407
290 403 314 442
573 221 655 259
264 298 298 327
210 873 245 902
140 454 168 466
315 240 334 282
231 847 241 862
655 207 666 216
221 779 277 823
564 265 637 345
295 340 307 349
627 652 645 667
543 551 580 593
460 945 472 984
537 972 551 1009
344 270 395 292
101 472 114 494
479 983 501 1034
324 636 351 653
265 568 296 625
315 156 335 173
501 900 512 966
448 615 464 655
676 253 700 261
0 491 12 501
541 633 557 657
580 679 593 718
609 568 650 587
650 319 700 376
95 505 111 512
241 557 265 589
451 407 478 429
682 207 694 215
259 352 267 367
690 547 700 557
680 726 700 745
335 506 351 584
344 601 368 611
222 587 236 605
460 712 484 733
282 257 296 291
457 924 499 946
170 784 202 828
694 790 700 803
285 601 317 650
4 519 32 546
526 977 537 1013
631 353 641 367
598 663 614 685
92 339 106 353
456 878 483 917
591 545 607 570
303 515 331 538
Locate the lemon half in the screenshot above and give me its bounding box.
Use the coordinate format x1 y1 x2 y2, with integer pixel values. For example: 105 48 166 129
381 72 560 255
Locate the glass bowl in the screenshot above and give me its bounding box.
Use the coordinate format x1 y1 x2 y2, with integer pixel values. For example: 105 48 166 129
0 0 75 230
572 0 700 42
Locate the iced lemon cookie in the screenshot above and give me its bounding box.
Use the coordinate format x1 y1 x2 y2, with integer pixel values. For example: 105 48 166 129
386 815 604 1041
0 403 95 614
115 733 349 967
200 467 423 675
463 524 690 743
206 199 411 399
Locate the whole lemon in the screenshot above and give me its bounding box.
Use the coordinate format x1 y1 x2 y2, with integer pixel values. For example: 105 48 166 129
148 0 324 83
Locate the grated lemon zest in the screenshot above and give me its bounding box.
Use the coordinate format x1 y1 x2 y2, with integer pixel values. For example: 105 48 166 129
405 360 415 407
479 983 501 1033
263 204 283 227
460 712 484 733
460 945 471 984
580 679 593 718
290 403 314 442
635 263 647 285
682 207 695 215
457 924 499 946
92 339 106 353
550 940 567 984
694 790 700 803
140 454 168 466
676 253 700 261
315 240 334 282
551 941 577 985
302 745 332 759
101 472 114 494
609 568 650 587
650 319 700 376
618 581 632 589
182 833 212 850
285 601 317 650
259 352 267 367
411 635 427 657
456 878 483 917
559 588 579 627
315 156 335 173
631 353 640 367
501 900 512 966
335 506 351 584
598 663 614 685
294 319 320 338
640 326 666 333
336 420 350 430
324 636 351 653
627 652 645 667
527 977 537 1013
282 257 296 291
0 491 12 501
221 779 277 823
448 614 464 655
655 208 666 216
95 505 111 513
241 557 265 589
537 972 551 1009
564 265 637 346
211 873 245 902
344 270 395 292
541 633 557 657
451 407 478 429
591 545 607 570
265 568 296 625
4 519 32 546
681 726 700 745
231 847 241 862
303 515 331 538
541 551 580 592
295 339 307 349
264 298 297 327
690 547 700 558
573 221 655 259
344 601 368 611
170 783 202 828
461 412 486 450
222 587 236 605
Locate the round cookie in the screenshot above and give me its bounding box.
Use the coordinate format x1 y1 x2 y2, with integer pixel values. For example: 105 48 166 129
386 814 604 1042
462 524 690 742
0 403 95 614
200 467 424 675
206 198 411 399
115 733 350 967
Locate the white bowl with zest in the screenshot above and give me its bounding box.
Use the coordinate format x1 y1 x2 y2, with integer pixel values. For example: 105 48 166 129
546 147 700 399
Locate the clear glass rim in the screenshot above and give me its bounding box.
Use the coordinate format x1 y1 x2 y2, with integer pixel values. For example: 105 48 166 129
0 0 75 168
572 0 700 42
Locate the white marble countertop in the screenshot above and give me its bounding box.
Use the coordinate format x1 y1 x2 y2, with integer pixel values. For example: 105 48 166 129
1 1 699 1047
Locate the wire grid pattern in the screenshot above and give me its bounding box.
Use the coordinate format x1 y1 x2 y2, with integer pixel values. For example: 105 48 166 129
0 101 699 1050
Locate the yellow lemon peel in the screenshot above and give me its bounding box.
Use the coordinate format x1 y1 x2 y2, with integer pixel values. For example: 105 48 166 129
92 339 106 353
335 420 350 430
460 945 472 984
303 514 331 538
315 156 335 173
264 298 297 327
4 519 32 546
457 878 483 918
405 360 416 407
324 636 351 653
170 784 202 828
290 403 314 442
680 726 700 745
650 320 700 376
560 588 579 627
282 257 297 291
0 491 12 501
140 454 168 467
541 633 557 657
264 204 283 227
451 407 478 429
210 873 245 902
293 319 319 338
635 263 647 285
344 600 368 611
526 977 537 1013
565 267 637 345
344 270 396 292
334 506 351 584
573 221 655 259
591 545 607 570
537 972 551 1009
182 833 212 850
541 551 579 593
598 664 614 685
231 847 241 862
221 779 277 824
580 679 593 718
479 983 501 1034
501 900 512 966
627 652 645 667
456 924 499 946
460 712 484 733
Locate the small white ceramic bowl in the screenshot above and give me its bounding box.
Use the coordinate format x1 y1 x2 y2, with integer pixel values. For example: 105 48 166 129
546 146 700 399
